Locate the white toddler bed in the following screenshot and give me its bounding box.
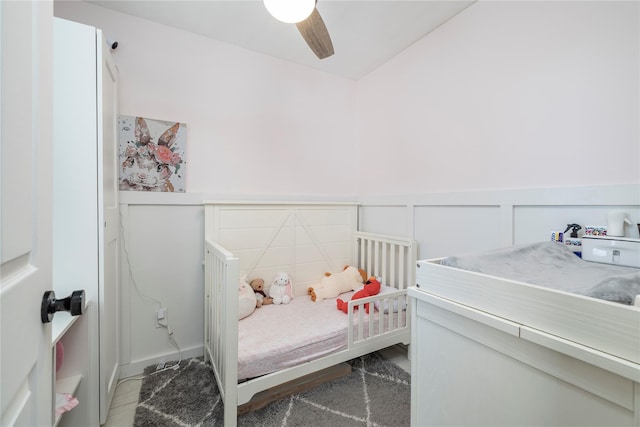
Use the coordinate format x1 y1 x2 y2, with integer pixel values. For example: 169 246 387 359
203 202 416 426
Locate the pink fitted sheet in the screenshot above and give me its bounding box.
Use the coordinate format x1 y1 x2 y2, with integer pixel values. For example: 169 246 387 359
238 294 348 380
237 291 405 381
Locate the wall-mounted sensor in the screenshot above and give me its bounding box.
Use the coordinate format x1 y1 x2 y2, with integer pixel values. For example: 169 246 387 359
107 38 118 50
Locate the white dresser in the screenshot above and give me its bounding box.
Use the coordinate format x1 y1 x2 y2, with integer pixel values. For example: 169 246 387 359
408 242 640 426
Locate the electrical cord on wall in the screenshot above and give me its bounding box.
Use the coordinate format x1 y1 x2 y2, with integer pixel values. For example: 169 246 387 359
117 210 183 386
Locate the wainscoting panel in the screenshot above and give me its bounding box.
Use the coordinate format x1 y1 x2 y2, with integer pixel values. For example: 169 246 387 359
116 184 639 378
414 205 502 259
360 184 640 261
358 205 411 238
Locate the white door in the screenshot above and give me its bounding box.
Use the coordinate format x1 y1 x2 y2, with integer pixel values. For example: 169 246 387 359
0 1 54 426
53 19 120 424
97 30 120 424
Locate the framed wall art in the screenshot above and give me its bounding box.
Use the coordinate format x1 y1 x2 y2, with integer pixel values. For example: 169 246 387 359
118 115 187 192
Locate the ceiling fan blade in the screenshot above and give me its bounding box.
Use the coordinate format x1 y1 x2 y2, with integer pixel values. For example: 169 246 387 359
296 7 334 59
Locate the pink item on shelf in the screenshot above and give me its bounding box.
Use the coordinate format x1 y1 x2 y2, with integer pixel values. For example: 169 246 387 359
55 341 64 372
55 393 79 416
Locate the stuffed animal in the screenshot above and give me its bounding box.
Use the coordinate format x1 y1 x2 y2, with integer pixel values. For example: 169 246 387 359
250 278 273 308
337 276 381 314
238 279 257 319
269 272 294 304
307 266 366 302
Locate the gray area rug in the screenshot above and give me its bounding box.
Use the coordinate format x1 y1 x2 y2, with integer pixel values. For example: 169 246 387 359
134 353 410 426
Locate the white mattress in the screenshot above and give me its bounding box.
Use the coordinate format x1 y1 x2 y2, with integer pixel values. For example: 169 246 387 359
237 291 405 380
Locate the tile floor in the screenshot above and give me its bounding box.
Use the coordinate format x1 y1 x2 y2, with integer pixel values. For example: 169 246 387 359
102 375 143 427
101 344 410 426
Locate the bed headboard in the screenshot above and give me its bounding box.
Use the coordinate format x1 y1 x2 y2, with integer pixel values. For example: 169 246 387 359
204 201 359 295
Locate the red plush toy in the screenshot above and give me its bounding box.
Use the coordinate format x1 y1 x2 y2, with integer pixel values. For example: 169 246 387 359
336 276 381 314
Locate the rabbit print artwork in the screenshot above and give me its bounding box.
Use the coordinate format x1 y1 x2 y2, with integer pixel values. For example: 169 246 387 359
118 116 186 192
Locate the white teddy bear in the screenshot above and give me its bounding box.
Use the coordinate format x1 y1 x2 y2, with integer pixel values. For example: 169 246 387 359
269 272 294 305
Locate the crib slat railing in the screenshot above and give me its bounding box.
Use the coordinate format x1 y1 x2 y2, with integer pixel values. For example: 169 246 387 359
398 248 405 289
352 232 415 344
382 242 388 283
354 231 416 290
204 239 239 427
346 290 409 344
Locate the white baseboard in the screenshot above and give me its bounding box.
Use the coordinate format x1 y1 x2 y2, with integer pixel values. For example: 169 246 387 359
119 344 204 379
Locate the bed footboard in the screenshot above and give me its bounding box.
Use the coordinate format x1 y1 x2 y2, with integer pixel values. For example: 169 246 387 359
352 232 416 346
204 240 239 427
347 290 410 347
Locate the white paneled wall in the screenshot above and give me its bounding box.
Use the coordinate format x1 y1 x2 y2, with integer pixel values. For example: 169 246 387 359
360 185 640 260
117 185 639 375
415 206 504 258
119 193 205 376
356 205 412 238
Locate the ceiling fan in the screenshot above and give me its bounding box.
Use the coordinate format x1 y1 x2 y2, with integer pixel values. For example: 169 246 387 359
263 0 334 59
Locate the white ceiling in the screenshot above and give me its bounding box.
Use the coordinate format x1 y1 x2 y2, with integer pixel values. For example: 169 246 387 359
88 0 475 80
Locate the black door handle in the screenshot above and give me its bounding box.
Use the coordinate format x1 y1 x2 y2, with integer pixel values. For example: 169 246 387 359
41 290 85 323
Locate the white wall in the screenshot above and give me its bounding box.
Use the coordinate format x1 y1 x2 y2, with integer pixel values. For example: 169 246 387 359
119 200 205 372
55 1 358 198
356 1 639 196
54 1 640 376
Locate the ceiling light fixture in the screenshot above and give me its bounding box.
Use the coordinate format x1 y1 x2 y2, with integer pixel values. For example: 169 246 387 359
263 0 315 24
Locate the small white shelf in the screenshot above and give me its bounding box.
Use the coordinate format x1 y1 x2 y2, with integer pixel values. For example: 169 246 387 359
51 302 89 345
51 301 89 426
55 373 83 394
53 374 83 427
